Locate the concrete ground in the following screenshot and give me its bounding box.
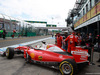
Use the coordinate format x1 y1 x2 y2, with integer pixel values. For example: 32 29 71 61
0 37 100 75
0 35 51 48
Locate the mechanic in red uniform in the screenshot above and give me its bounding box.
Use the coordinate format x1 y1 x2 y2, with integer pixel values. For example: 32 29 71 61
56 33 63 48
65 32 77 53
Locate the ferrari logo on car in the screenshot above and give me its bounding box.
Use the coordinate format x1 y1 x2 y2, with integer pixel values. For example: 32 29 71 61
38 56 42 61
30 53 35 59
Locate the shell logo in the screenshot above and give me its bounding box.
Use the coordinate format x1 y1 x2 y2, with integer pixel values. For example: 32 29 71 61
38 56 43 61
30 53 35 59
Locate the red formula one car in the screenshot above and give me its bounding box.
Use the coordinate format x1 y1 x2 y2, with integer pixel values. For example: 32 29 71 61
2 42 90 75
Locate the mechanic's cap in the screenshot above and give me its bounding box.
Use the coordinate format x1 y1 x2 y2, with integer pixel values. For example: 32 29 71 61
72 31 75 35
58 33 60 35
57 33 60 35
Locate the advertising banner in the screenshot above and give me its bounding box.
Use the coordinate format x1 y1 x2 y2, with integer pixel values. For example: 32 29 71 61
87 11 91 21
91 6 97 18
97 2 100 15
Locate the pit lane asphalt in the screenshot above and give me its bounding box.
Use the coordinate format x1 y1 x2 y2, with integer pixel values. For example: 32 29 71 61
0 37 100 75
0 36 51 48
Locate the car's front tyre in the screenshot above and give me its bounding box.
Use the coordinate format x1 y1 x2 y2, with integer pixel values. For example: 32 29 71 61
6 47 14 59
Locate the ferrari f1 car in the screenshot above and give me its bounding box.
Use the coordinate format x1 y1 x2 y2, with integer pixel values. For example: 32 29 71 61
1 42 90 75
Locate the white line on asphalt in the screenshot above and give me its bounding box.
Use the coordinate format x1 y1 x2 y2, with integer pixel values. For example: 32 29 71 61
85 73 100 74
0 37 52 52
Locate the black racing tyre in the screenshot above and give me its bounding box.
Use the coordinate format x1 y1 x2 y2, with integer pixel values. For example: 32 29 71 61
59 59 77 75
6 47 14 59
26 53 32 63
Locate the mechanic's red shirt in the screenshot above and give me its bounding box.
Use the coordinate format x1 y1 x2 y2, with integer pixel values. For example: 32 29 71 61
13 29 16 33
75 35 78 40
65 34 77 46
57 36 63 48
65 34 77 53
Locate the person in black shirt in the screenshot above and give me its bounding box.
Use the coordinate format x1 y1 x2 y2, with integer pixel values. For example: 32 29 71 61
96 35 100 62
81 39 86 46
93 35 99 45
88 33 93 47
3 29 7 39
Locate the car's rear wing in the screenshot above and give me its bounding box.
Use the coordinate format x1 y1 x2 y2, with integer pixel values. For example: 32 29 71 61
71 46 89 63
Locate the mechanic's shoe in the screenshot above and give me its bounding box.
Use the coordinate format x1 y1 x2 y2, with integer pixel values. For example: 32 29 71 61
89 62 95 65
98 65 100 67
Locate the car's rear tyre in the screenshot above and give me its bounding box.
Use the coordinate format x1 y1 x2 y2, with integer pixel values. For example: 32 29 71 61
6 47 14 59
59 59 76 75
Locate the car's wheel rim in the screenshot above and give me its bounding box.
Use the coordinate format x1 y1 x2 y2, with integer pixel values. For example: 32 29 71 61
6 49 9 57
61 64 72 74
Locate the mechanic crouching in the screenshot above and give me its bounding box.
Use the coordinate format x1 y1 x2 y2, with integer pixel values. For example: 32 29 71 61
64 32 77 53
